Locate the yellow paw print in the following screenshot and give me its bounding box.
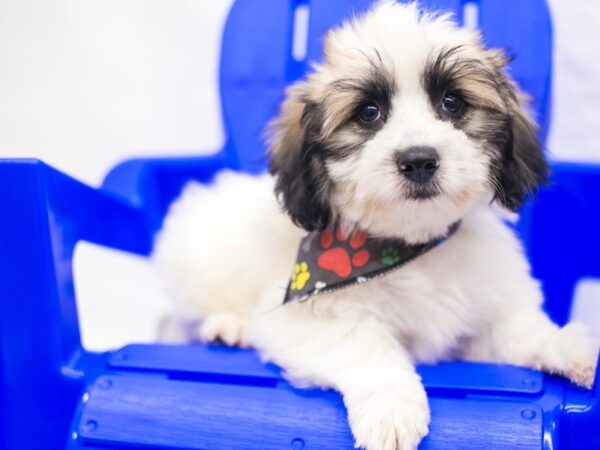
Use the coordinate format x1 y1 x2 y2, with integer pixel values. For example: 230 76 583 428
291 262 310 290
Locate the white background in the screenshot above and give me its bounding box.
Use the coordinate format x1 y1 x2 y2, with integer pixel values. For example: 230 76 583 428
0 0 598 350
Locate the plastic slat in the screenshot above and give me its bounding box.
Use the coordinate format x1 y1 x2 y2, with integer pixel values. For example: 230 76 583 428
478 0 553 139
109 344 543 395
219 0 292 172
109 344 281 387
79 375 353 449
305 0 372 63
77 375 543 450
418 362 543 395
305 1 463 65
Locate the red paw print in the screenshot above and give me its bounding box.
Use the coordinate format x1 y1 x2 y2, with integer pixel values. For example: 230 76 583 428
317 225 370 278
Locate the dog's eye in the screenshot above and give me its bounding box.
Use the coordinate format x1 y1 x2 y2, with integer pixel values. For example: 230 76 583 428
357 104 382 125
441 93 464 115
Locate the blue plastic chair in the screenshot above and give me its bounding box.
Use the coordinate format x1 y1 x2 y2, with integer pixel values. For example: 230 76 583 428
1 1 598 449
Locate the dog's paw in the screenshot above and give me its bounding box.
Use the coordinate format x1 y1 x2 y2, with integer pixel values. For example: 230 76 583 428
345 387 430 450
553 323 599 388
197 313 248 347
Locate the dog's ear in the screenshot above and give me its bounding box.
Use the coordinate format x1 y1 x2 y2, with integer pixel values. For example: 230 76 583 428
492 74 550 211
267 84 332 231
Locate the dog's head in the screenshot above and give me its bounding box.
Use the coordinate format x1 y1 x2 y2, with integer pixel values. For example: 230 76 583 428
268 1 549 242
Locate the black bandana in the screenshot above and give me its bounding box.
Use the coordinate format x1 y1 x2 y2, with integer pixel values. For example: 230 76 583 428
283 221 460 304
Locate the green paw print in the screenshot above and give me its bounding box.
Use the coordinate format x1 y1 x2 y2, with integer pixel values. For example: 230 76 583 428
381 246 401 266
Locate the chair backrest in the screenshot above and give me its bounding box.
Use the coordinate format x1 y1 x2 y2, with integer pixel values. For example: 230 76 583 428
102 0 552 231
219 0 553 173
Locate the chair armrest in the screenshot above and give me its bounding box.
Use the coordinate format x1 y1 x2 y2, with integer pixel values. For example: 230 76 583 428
102 151 234 234
0 159 155 448
0 155 234 448
0 158 152 364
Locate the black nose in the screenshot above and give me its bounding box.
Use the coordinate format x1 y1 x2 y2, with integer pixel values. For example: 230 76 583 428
396 146 440 184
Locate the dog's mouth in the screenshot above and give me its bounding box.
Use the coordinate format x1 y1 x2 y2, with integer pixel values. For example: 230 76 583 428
405 181 441 200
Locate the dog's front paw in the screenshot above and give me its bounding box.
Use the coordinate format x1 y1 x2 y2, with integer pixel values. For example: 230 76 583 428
345 386 430 450
553 323 599 388
197 313 248 347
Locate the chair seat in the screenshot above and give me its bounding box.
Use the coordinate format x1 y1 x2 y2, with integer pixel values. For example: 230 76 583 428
68 344 557 450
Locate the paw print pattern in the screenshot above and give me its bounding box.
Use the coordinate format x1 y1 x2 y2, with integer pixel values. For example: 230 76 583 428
317 225 371 278
381 246 401 266
284 219 459 303
291 262 311 290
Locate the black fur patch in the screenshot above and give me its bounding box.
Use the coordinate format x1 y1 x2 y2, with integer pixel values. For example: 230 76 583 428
424 46 497 123
326 54 397 147
270 57 397 230
331 71 395 122
270 102 332 231
476 72 550 210
490 107 550 210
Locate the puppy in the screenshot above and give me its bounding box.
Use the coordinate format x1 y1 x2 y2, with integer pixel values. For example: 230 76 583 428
154 2 599 449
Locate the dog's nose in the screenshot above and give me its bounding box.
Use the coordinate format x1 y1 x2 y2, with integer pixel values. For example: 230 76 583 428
396 147 440 184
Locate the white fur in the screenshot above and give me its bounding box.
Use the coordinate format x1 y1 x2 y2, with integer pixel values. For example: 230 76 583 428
155 172 598 449
154 3 598 450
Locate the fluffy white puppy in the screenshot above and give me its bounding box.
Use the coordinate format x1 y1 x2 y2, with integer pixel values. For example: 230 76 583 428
154 2 599 449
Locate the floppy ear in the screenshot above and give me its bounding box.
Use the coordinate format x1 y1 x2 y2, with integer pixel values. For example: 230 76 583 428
267 84 332 231
492 82 550 211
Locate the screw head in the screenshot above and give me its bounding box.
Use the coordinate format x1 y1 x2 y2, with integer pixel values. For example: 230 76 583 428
98 379 112 390
291 438 305 450
521 409 536 420
522 378 537 387
113 352 128 361
82 420 98 433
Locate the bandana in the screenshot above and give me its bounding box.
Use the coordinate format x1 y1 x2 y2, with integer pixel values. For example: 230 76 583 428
283 221 460 304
